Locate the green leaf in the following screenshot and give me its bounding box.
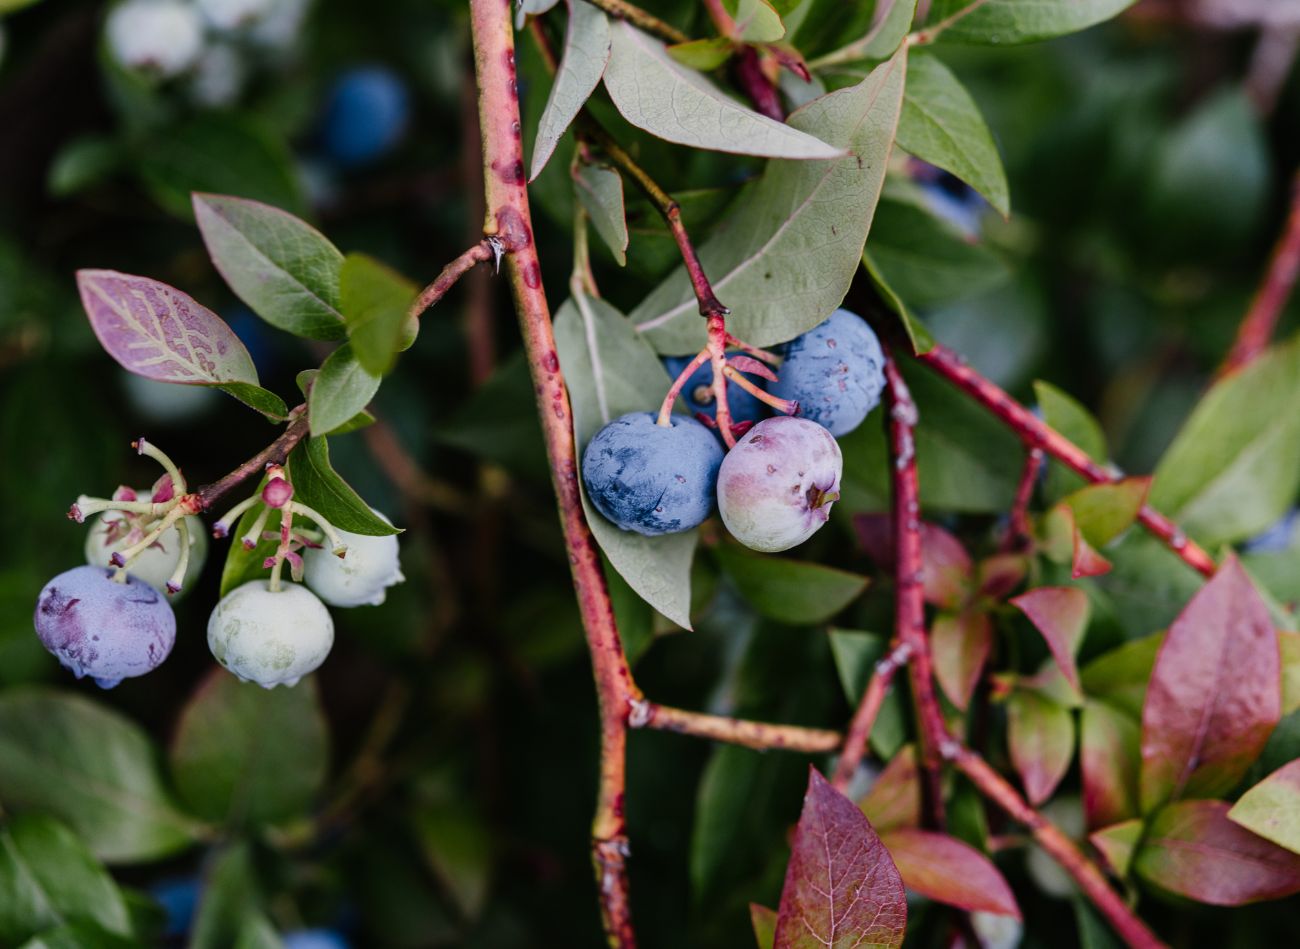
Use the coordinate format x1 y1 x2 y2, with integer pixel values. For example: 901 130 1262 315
289 437 401 536
0 690 200 863
1228 759 1300 857
135 114 303 221
1079 632 1162 719
233 914 285 949
828 629 907 758
633 49 905 353
169 671 329 827
552 293 698 628
323 410 376 436
864 192 1009 307
530 0 612 181
750 904 777 949
927 0 1138 45
216 383 290 420
666 38 734 71
308 343 381 437
19 922 139 949
1061 477 1149 549
190 844 264 949
0 815 131 945
1080 700 1140 829
714 544 868 624
604 22 840 161
724 0 786 42
862 0 918 59
47 136 122 197
413 800 491 919
575 163 629 266
897 54 1008 215
1035 380 1107 503
862 250 935 354
1089 819 1143 880
192 193 344 340
1149 338 1300 547
1007 687 1074 806
340 253 419 376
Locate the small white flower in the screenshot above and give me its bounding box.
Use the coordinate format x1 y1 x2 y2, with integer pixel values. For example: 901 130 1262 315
105 0 205 78
303 511 404 607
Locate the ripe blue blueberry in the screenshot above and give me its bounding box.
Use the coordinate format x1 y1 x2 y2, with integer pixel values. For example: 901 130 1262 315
1243 508 1298 554
662 355 767 424
582 412 724 536
34 566 176 688
321 67 410 168
770 309 885 437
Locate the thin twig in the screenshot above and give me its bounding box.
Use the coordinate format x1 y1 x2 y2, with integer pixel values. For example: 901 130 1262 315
469 3 638 945
631 701 843 752
1217 169 1300 379
1003 447 1044 553
831 642 911 791
915 343 1216 578
409 239 497 321
194 411 310 511
583 0 689 44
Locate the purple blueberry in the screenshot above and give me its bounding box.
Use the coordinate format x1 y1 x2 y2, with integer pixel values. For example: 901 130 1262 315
662 354 767 424
717 416 842 552
770 309 885 437
321 67 410 168
581 412 724 536
33 566 176 688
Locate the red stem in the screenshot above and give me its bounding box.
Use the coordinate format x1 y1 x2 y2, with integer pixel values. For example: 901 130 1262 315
632 701 843 752
409 240 497 320
915 342 1216 578
194 412 310 511
707 312 736 448
469 4 637 945
1217 169 1300 379
1003 447 1044 553
657 348 709 425
831 642 911 791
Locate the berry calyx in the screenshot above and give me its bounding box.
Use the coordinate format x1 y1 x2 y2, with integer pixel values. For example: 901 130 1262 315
34 566 176 688
207 580 334 688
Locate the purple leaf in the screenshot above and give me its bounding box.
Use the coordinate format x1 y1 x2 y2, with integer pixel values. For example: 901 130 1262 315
1135 800 1300 905
879 828 1020 918
76 270 258 386
774 768 906 949
1139 556 1280 813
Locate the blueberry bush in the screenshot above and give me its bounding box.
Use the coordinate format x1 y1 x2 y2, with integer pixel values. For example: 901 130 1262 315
2 0 1300 946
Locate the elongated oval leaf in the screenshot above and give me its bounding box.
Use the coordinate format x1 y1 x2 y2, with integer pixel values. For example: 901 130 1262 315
1011 587 1089 691
774 768 906 948
530 0 611 181
307 343 380 437
1149 338 1300 546
1089 818 1143 879
928 0 1138 45
193 193 345 340
859 745 921 832
1135 799 1300 906
897 54 1008 215
0 690 201 862
1080 699 1140 830
1139 557 1280 813
289 437 401 536
1228 759 1300 857
633 49 905 352
340 253 418 376
1034 380 1107 503
575 163 629 266
0 815 131 946
931 609 991 711
604 22 841 161
879 828 1020 918
715 543 868 625
1007 688 1074 806
751 904 777 949
76 270 257 385
170 670 329 827
552 294 696 628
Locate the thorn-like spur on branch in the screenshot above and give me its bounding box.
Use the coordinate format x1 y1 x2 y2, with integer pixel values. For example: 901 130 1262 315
914 343 1216 578
830 642 912 791
409 238 501 321
1217 168 1300 379
195 410 311 512
629 700 843 753
582 0 689 45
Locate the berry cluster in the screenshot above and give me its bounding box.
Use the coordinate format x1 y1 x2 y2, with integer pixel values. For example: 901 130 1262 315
33 438 403 690
582 309 885 553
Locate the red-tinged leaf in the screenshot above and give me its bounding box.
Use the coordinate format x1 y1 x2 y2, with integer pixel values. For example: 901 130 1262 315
1282 631 1300 715
1072 528 1112 579
76 270 258 385
1081 700 1140 829
1228 759 1300 856
932 609 992 710
879 828 1021 918
775 768 907 949
1089 818 1143 879
977 553 1027 600
1135 799 1300 906
1063 478 1150 549
860 746 921 833
1007 688 1074 806
853 514 972 608
1139 556 1281 813
751 903 777 949
1012 587 1089 691
1039 505 1112 578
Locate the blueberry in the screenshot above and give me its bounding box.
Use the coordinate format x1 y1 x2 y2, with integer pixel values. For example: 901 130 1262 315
149 875 201 937
283 930 351 949
84 497 208 598
303 510 404 607
207 580 334 688
34 566 176 688
581 412 724 536
320 67 410 168
717 416 842 552
770 309 885 437
1243 508 1298 554
662 354 767 424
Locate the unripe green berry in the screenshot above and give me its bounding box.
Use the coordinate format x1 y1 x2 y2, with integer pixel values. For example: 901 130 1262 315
207 580 333 688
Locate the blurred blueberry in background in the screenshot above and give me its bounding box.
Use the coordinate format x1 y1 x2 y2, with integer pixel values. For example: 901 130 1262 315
1244 508 1298 554
283 929 351 949
909 160 987 239
150 876 201 938
320 67 410 168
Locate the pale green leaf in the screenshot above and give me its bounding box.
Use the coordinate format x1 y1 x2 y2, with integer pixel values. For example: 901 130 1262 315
714 544 868 624
575 163 629 266
529 0 611 181
927 0 1138 45
725 0 785 43
308 343 381 437
340 253 418 376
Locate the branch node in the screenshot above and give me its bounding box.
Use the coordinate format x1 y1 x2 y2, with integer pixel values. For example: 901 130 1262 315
627 697 653 728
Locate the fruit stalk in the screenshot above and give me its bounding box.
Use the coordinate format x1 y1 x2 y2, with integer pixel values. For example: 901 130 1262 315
469 2 637 944
914 342 1216 577
1217 168 1300 378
